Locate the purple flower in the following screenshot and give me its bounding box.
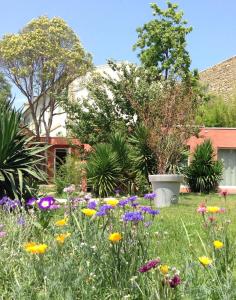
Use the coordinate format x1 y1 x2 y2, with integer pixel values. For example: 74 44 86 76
100 204 113 211
169 275 181 288
38 196 55 210
128 196 138 202
96 210 106 217
84 194 91 201
0 231 7 238
131 202 139 208
26 197 37 206
148 209 160 216
0 196 8 205
87 201 97 209
118 199 129 207
63 185 75 193
4 199 20 210
96 204 113 217
138 259 161 273
140 206 152 213
49 204 61 210
144 193 156 200
144 221 152 227
17 217 26 226
123 211 144 222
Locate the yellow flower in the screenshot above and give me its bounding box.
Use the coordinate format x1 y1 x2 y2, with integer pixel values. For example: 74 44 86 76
55 232 71 244
81 208 97 217
213 240 224 249
159 264 169 275
24 243 48 254
105 199 119 207
199 256 212 266
108 232 122 243
55 218 68 227
207 206 220 213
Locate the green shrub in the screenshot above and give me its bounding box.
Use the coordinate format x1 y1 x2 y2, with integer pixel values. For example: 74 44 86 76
86 144 122 197
0 103 46 200
54 155 85 195
184 139 223 193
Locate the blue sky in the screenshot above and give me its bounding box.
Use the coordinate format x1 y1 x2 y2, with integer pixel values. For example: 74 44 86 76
0 0 236 107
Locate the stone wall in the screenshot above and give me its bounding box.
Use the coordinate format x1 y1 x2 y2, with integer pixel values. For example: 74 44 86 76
199 56 236 99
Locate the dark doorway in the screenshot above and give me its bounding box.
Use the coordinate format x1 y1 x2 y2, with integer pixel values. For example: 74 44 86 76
55 148 68 173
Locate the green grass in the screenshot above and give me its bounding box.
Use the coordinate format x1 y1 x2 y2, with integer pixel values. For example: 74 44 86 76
0 193 235 299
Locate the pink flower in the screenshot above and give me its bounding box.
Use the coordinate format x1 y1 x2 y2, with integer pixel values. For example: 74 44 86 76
197 206 207 213
0 231 7 237
220 190 228 197
197 203 206 214
63 185 75 193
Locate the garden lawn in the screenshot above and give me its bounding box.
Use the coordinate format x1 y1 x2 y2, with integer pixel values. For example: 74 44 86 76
0 193 235 299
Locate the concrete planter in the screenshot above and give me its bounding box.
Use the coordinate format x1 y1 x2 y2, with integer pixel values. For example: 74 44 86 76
148 174 184 208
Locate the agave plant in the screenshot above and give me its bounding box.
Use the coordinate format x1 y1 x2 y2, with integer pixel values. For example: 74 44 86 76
184 139 223 193
0 103 47 200
86 144 122 197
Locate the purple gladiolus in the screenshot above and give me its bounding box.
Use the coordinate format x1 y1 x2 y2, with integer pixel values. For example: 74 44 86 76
144 193 156 200
123 211 144 222
138 259 161 273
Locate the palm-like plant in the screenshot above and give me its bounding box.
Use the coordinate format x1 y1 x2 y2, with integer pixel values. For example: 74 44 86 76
184 139 223 193
0 103 46 200
86 144 122 197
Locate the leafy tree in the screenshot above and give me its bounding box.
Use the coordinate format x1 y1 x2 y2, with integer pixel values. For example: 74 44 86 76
196 95 236 127
0 16 92 140
133 1 193 80
66 62 201 174
65 62 138 145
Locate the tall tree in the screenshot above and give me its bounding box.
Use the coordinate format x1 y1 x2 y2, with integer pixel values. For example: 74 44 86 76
133 2 193 80
0 16 92 140
0 72 11 107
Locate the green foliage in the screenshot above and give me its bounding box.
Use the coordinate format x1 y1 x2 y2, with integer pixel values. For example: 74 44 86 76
196 95 236 127
184 140 223 193
0 72 11 107
55 155 85 195
133 1 193 80
0 104 46 200
86 144 122 197
129 124 157 179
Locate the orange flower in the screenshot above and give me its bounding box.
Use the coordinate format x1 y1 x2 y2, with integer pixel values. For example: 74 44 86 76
55 218 68 227
24 242 48 254
108 232 122 243
55 233 71 244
